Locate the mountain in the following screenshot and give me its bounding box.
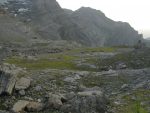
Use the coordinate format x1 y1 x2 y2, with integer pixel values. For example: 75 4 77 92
0 0 143 46
70 7 143 46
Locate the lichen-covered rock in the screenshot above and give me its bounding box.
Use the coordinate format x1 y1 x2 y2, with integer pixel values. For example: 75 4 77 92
15 77 31 90
25 102 44 112
18 90 26 96
12 100 29 113
12 100 44 113
46 93 65 109
0 71 16 95
61 89 108 113
0 64 20 95
0 63 23 75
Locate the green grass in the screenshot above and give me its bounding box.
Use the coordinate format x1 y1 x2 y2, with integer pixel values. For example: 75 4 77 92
70 47 117 53
47 54 77 61
7 47 148 71
5 47 118 71
80 75 105 87
114 89 150 113
6 57 77 70
91 49 150 69
80 74 128 88
118 102 148 113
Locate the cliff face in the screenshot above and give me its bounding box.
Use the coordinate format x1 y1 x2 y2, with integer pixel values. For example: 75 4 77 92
0 0 143 46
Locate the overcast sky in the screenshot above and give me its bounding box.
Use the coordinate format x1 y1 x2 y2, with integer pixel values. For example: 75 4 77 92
56 0 150 38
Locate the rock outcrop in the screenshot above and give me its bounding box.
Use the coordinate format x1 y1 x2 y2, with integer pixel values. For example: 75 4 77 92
61 89 107 113
0 64 19 95
0 71 15 95
15 77 31 90
0 63 26 95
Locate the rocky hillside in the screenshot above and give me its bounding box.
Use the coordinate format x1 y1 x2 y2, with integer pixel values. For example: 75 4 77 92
0 0 143 46
0 43 150 113
71 7 143 46
0 11 31 42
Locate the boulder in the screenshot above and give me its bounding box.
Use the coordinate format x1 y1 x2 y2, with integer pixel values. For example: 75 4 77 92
12 100 44 113
0 63 23 75
35 85 42 92
0 71 17 95
77 90 103 97
25 102 44 112
0 64 24 95
63 74 81 83
15 77 31 90
116 62 127 69
61 89 108 113
19 90 25 96
46 93 66 109
12 100 29 113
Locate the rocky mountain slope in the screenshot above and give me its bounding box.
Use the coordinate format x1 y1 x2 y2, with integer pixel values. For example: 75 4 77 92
0 1 149 113
0 0 143 46
0 43 150 113
71 7 143 46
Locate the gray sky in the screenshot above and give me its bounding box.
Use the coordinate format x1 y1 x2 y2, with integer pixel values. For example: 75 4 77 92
56 0 150 38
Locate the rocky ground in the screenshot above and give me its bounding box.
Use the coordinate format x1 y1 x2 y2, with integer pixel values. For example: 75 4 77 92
0 42 150 113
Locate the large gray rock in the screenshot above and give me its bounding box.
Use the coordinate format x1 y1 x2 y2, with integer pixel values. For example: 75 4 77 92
0 64 20 95
18 90 26 96
0 71 17 95
12 100 30 113
61 89 108 113
15 77 31 90
12 100 44 113
46 93 64 109
25 102 44 112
